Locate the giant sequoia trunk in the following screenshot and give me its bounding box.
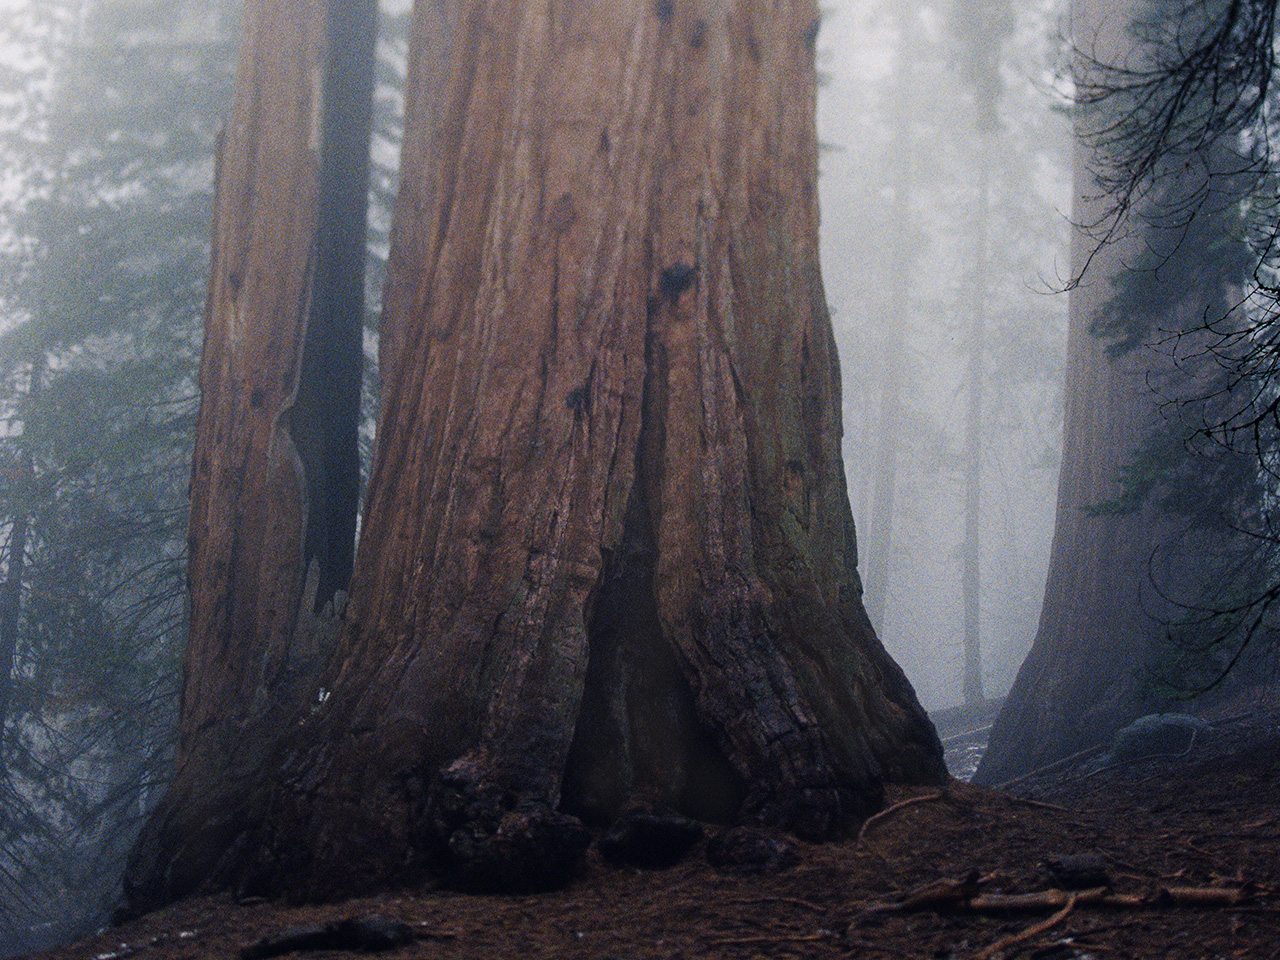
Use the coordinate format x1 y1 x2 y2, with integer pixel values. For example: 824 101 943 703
125 0 944 913
974 0 1164 785
974 0 1241 784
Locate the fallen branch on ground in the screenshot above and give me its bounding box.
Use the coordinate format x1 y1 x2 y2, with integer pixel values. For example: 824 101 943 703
857 791 947 841
977 890 1079 960
864 880 1256 916
724 895 824 913
994 745 1107 791
703 931 834 947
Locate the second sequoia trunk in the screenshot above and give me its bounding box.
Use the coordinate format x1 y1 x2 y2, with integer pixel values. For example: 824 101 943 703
125 0 945 910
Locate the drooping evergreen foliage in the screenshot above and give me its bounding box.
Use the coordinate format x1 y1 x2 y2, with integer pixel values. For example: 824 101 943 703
1071 0 1280 696
0 0 237 950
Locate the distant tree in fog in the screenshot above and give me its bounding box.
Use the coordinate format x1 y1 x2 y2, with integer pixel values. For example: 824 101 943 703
834 0 1067 709
977 0 1267 785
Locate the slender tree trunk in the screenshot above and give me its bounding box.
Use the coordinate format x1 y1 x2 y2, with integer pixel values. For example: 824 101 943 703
125 0 944 913
0 352 44 780
865 2 916 631
961 142 990 707
123 0 373 908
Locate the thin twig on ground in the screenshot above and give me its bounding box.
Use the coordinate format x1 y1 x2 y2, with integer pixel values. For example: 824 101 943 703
858 791 947 841
724 895 824 913
704 931 833 947
1003 796 1071 813
994 745 1107 791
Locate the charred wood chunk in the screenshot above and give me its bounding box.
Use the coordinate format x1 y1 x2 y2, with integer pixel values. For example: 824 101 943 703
599 812 704 869
1043 852 1110 890
239 916 414 959
706 826 801 875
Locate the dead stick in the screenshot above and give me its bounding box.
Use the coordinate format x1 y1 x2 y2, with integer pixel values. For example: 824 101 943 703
977 891 1079 960
724 895 824 913
858 792 947 841
705 932 832 947
994 744 1107 790
1003 796 1070 813
935 885 1247 913
968 888 1108 912
1163 885 1250 906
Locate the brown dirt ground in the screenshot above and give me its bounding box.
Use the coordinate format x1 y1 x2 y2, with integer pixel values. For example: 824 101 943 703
29 708 1280 960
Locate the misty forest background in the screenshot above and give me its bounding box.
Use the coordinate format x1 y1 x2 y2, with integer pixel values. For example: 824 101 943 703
0 0 1275 953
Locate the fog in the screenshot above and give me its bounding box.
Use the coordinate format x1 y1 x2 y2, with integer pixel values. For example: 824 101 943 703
816 1 1070 709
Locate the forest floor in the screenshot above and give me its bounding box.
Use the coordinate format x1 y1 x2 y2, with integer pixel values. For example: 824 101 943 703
31 703 1280 960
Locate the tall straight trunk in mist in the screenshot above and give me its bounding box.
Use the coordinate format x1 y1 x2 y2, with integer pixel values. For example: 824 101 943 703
865 2 917 631
0 351 44 780
124 0 945 913
961 144 990 708
975 0 1232 784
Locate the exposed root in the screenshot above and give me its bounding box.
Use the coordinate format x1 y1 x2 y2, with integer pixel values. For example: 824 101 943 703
857 791 947 841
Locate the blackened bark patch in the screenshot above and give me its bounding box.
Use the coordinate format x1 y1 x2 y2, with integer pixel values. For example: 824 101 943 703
804 18 821 52
563 485 745 826
659 263 697 300
548 192 577 233
566 385 589 416
424 770 590 892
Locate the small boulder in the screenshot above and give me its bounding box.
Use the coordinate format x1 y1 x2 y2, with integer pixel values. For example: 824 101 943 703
1110 713 1212 761
706 826 801 875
